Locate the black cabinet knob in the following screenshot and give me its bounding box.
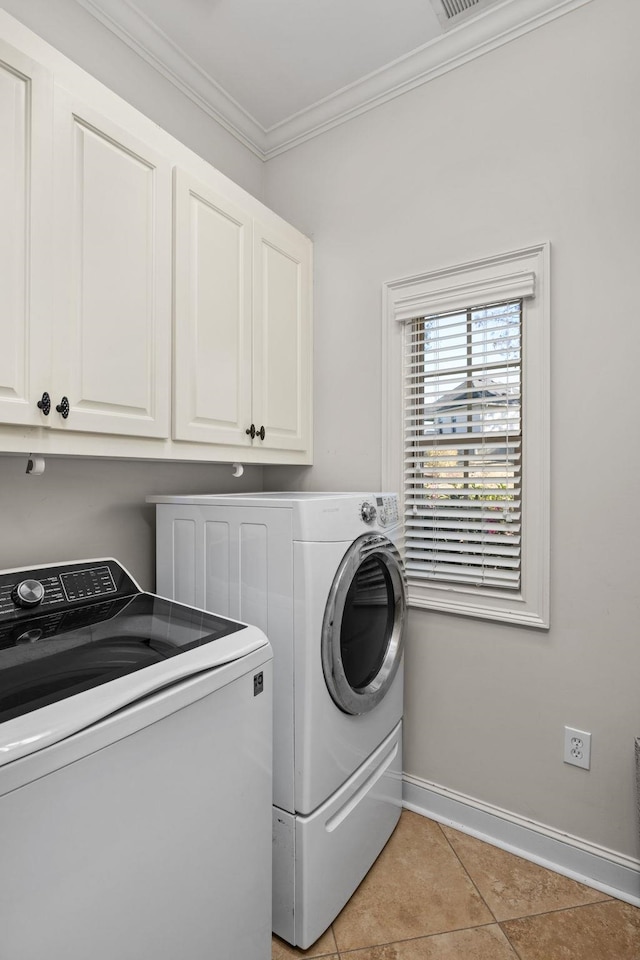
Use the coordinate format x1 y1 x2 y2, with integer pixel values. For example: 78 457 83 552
246 423 256 439
37 392 51 416
56 396 70 419
257 425 265 441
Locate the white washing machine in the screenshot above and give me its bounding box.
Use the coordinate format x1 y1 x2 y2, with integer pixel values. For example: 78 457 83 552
0 558 273 960
149 492 406 949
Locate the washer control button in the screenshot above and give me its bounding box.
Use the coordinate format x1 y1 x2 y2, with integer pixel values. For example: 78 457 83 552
12 579 45 608
361 501 377 524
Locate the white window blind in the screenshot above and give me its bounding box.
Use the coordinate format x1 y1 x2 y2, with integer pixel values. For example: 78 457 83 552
404 300 522 590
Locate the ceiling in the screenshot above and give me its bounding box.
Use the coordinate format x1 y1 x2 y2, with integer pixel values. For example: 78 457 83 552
74 0 590 158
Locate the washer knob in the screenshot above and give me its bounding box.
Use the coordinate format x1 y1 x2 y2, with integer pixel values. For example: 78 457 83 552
361 501 377 524
12 579 45 608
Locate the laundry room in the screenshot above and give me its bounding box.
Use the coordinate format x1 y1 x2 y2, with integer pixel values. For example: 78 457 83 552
0 1 638 959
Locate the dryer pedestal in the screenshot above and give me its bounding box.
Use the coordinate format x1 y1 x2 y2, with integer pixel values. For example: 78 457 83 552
273 722 402 949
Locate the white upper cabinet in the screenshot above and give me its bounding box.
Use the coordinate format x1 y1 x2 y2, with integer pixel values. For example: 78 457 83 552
0 40 52 428
173 169 253 445
252 220 311 453
51 89 172 438
173 169 312 455
0 13 312 463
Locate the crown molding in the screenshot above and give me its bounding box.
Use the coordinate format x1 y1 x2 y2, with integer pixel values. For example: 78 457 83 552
74 0 593 161
73 0 266 157
262 0 593 158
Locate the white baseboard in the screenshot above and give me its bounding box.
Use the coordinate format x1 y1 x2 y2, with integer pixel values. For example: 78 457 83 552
403 774 640 908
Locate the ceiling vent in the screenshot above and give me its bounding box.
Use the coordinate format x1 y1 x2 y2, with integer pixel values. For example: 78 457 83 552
430 0 500 29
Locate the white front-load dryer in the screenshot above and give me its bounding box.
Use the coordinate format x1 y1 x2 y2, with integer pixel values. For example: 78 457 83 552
291 507 405 815
149 491 407 949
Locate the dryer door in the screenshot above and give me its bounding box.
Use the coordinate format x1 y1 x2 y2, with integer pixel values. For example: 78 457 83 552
321 533 406 715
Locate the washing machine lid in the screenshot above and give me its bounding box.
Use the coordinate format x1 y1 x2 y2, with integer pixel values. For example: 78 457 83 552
0 559 267 766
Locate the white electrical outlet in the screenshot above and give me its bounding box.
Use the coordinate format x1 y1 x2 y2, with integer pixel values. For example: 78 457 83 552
563 726 591 769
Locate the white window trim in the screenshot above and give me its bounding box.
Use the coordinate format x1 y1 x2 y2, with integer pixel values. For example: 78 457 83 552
382 243 550 628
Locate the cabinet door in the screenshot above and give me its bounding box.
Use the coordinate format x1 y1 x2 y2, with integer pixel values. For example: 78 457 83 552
252 220 312 453
51 89 172 438
0 41 52 427
173 169 252 445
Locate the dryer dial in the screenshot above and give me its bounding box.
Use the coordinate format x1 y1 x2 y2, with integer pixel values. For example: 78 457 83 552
360 501 377 524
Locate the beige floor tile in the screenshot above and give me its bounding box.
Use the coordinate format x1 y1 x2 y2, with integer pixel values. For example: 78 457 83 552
340 923 519 958
441 825 610 921
332 811 493 953
272 927 338 959
501 899 640 960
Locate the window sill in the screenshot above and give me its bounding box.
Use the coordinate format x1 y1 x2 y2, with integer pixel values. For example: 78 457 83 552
408 587 549 629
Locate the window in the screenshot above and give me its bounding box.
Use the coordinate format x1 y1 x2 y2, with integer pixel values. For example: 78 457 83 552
382 244 549 627
405 299 522 590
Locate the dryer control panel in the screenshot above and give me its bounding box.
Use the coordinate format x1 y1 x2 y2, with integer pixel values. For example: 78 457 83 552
357 494 400 527
375 494 400 527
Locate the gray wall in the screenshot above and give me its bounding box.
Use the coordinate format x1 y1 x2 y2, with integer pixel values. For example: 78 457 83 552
0 457 262 591
264 0 640 860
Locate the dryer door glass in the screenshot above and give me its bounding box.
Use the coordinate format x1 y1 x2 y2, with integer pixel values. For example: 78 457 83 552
322 534 406 715
340 556 394 689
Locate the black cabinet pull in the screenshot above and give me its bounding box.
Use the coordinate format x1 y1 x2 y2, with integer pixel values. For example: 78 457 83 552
257 425 265 441
56 396 70 419
37 392 51 416
246 423 256 439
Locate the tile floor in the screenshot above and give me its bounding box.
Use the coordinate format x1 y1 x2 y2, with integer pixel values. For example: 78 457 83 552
272 810 640 960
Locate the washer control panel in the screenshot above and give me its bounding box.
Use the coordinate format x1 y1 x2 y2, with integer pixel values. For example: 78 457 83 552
60 566 117 602
0 560 136 621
